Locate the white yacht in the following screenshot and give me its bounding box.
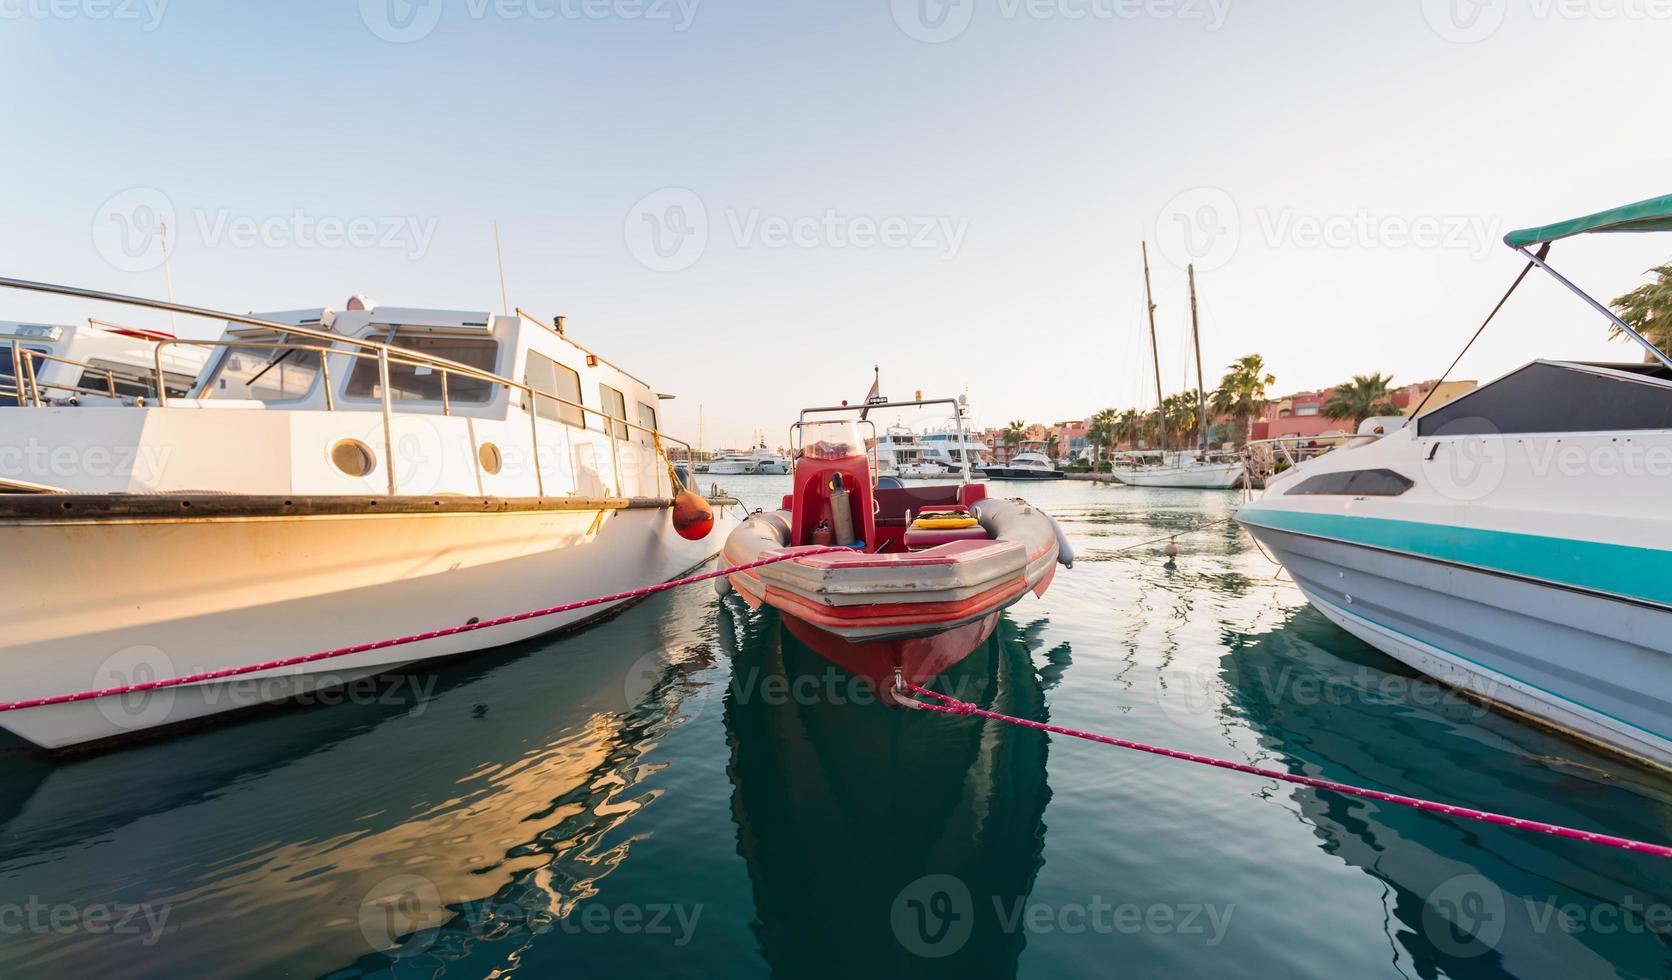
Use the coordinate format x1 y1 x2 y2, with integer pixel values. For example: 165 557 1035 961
873 425 945 478
1113 450 1245 489
0 280 736 749
749 446 789 475
980 451 1065 481
1239 193 1672 769
4 320 207 408
918 430 992 477
707 450 755 475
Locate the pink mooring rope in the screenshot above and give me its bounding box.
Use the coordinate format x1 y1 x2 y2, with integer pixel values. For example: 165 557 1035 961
0 546 851 714
899 682 1672 859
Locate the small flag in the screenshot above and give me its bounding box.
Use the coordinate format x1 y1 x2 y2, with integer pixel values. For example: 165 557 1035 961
861 365 885 418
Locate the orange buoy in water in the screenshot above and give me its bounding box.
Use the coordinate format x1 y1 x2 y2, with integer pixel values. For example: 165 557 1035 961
672 490 715 540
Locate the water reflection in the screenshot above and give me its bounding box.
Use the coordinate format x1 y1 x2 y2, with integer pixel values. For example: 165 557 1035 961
0 588 716 979
720 604 1055 978
1219 607 1672 977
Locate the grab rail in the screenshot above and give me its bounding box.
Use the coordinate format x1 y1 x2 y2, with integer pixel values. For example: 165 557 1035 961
6 340 172 407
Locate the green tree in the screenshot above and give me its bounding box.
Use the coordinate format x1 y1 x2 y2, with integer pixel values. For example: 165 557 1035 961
1322 373 1400 427
1209 354 1277 446
1001 419 1027 461
1609 262 1672 359
1087 408 1118 467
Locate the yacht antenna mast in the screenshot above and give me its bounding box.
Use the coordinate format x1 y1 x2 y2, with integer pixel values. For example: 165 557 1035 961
159 218 178 335
492 221 510 317
1142 241 1166 454
1189 263 1208 450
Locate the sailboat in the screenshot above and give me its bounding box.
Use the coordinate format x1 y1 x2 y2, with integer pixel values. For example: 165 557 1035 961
1112 245 1246 489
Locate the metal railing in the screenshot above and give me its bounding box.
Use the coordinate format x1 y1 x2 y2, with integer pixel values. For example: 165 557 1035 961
0 277 695 500
5 340 171 407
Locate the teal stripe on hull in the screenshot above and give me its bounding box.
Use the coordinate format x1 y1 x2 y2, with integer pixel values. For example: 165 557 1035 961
1238 508 1672 609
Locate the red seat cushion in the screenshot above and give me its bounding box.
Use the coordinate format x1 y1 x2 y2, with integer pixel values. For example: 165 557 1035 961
904 526 991 550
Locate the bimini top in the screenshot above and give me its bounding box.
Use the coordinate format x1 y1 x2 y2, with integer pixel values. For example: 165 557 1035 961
1505 192 1672 247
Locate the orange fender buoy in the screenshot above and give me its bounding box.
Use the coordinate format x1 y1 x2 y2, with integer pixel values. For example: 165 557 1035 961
672 490 715 540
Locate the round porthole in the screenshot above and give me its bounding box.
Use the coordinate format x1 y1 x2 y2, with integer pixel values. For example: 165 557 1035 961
478 442 504 475
331 439 377 478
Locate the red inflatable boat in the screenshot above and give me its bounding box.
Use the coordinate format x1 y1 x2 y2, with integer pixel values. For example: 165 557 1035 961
721 399 1072 700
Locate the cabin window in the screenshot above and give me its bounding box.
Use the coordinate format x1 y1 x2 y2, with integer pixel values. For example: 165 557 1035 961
523 351 584 427
1 346 47 397
76 361 195 400
203 345 321 402
599 384 629 439
1285 468 1414 497
637 401 659 437
346 330 499 404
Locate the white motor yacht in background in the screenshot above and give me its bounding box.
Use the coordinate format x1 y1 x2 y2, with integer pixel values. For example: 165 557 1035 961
3 320 207 408
919 430 993 478
1239 193 1672 770
706 450 755 475
0 279 736 749
980 450 1065 481
873 425 946 478
749 446 789 475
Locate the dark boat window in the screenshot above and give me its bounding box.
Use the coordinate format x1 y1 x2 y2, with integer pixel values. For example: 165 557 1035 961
1418 361 1672 436
1286 468 1413 496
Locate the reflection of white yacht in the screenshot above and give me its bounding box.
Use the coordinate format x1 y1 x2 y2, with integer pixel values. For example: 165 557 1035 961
750 447 789 475
707 450 755 475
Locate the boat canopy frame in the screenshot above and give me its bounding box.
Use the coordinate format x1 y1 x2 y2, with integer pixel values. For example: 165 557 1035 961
1503 194 1672 371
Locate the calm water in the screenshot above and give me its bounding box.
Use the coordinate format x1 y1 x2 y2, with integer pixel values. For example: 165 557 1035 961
1 478 1669 978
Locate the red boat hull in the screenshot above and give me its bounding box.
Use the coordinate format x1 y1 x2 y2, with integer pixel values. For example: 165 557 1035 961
780 611 1002 706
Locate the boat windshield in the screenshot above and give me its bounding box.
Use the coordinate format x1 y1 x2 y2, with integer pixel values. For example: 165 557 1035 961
802 420 863 460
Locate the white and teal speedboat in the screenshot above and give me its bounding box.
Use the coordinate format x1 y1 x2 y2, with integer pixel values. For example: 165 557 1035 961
1239 193 1672 770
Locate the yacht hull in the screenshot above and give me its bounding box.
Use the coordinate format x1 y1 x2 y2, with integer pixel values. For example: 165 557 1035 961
1115 461 1245 489
1241 519 1672 771
0 497 735 749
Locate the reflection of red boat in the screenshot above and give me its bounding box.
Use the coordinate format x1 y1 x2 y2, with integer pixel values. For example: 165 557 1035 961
722 398 1071 699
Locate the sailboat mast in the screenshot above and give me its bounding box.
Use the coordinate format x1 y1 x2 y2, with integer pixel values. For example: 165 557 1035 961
1189 263 1208 450
1142 241 1166 454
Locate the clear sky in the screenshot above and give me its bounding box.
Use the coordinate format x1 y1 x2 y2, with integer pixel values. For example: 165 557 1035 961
2 0 1669 446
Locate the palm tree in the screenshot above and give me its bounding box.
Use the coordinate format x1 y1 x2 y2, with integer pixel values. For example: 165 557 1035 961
1001 419 1026 462
1038 428 1059 459
1162 393 1198 448
1209 354 1276 446
1609 262 1672 359
1087 408 1118 468
1322 373 1400 426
